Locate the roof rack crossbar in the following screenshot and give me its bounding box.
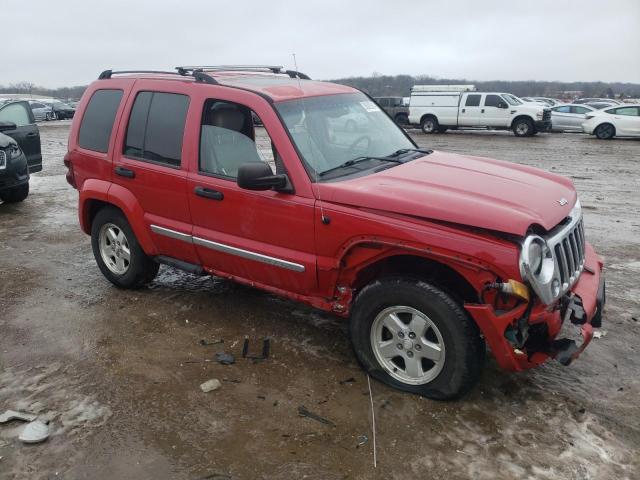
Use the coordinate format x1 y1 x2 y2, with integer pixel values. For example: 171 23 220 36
98 69 218 85
175 65 311 80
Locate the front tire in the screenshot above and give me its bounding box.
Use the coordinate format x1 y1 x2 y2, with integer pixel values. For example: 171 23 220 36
394 113 409 126
350 278 485 400
91 206 159 288
512 117 534 136
594 123 615 139
0 183 29 203
421 116 439 134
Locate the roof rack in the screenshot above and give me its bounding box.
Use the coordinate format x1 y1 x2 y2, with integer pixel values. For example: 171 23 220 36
175 65 311 80
98 69 218 85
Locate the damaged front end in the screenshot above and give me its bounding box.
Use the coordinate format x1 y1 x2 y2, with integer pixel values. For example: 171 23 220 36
466 241 605 372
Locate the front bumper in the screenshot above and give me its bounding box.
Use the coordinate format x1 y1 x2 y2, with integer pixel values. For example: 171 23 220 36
0 153 29 192
466 241 604 371
535 119 552 131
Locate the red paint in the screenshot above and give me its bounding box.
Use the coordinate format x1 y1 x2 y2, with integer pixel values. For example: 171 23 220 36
66 72 604 372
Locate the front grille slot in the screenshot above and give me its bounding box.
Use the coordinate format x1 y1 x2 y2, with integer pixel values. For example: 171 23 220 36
552 218 585 290
0 150 6 169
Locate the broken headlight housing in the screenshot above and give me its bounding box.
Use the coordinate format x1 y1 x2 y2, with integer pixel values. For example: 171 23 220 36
520 200 584 305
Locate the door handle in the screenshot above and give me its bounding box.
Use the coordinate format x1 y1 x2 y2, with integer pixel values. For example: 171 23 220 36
115 166 135 178
461 108 466 113
26 132 38 138
195 186 224 201
481 109 485 113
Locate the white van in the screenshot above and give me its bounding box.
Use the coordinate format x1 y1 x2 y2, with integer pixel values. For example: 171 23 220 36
409 85 551 136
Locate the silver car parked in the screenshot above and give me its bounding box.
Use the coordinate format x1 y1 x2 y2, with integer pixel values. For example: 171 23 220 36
550 104 595 132
28 101 55 121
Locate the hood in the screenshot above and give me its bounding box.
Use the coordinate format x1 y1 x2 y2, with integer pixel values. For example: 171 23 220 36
316 151 577 236
0 131 17 149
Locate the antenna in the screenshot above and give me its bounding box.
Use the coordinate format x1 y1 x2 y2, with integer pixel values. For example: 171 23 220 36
291 53 329 225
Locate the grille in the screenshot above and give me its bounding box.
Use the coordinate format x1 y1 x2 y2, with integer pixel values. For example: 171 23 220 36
552 218 585 291
542 109 551 122
0 150 6 169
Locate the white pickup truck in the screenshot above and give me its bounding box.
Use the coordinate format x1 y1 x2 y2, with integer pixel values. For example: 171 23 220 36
408 85 552 136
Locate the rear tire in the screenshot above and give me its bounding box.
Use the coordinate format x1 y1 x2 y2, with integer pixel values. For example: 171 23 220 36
594 123 615 139
91 206 159 288
394 113 409 126
512 117 534 136
349 278 485 400
0 183 29 203
421 116 439 134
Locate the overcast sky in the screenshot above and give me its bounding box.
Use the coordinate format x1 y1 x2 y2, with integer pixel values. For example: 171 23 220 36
3 0 639 87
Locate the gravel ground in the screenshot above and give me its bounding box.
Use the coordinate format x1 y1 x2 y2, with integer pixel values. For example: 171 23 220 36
0 122 638 480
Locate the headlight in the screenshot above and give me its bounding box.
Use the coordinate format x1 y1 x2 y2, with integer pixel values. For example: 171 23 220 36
520 235 556 288
8 145 22 159
536 111 544 119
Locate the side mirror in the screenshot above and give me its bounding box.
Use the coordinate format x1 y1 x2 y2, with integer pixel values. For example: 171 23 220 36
0 121 17 132
498 102 508 109
237 162 289 191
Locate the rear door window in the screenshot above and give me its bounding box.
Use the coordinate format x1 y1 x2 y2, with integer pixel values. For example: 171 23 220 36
123 92 189 167
465 94 481 107
613 107 639 116
78 89 123 152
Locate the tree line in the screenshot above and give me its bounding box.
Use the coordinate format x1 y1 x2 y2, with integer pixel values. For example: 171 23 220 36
329 74 640 99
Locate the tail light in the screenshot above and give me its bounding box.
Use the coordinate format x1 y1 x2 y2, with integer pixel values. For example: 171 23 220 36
64 152 76 188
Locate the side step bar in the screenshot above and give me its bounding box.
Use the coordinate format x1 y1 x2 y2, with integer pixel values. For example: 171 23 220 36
154 255 205 275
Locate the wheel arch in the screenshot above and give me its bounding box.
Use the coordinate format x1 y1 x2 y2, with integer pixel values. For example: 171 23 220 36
510 114 535 129
420 113 438 125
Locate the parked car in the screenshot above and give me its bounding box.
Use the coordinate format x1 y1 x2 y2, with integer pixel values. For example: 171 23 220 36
584 101 617 110
28 100 56 121
0 126 30 202
374 96 410 125
409 85 551 136
0 100 42 173
574 98 621 105
39 99 75 120
65 66 604 399
550 104 595 132
582 104 640 139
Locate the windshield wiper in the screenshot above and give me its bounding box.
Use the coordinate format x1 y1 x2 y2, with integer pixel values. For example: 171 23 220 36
319 156 402 177
387 148 433 158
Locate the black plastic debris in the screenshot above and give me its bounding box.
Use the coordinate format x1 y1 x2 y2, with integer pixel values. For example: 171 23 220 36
215 352 235 365
242 338 270 362
200 339 224 346
297 405 335 426
339 377 356 385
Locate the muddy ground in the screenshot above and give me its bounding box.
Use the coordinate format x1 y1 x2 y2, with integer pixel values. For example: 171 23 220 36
1 122 639 480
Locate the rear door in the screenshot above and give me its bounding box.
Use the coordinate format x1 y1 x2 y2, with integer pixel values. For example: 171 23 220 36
459 93 482 126
482 94 511 127
569 105 592 130
610 106 640 135
112 87 199 265
0 101 42 172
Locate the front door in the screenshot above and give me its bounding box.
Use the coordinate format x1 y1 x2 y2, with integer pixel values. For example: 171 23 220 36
112 88 199 264
186 96 317 294
0 101 42 172
482 94 511 127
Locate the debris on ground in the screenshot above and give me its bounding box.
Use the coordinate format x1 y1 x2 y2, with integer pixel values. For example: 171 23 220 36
297 405 335 426
200 339 224 346
339 377 356 385
19 420 50 444
594 330 608 339
200 379 222 393
242 338 270 362
0 410 37 424
215 352 235 365
356 434 369 447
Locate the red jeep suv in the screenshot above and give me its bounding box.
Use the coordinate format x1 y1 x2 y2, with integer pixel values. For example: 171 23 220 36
65 66 604 399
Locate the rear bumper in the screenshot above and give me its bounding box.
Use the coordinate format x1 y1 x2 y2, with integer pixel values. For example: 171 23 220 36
466 241 604 371
535 119 552 131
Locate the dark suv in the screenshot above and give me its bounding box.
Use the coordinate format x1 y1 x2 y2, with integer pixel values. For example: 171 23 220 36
0 101 42 202
374 96 409 125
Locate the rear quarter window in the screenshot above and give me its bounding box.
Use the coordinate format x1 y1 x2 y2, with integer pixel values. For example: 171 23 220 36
78 89 124 153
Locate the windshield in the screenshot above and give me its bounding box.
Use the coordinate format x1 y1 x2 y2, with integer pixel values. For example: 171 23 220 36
502 94 523 106
276 92 415 180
